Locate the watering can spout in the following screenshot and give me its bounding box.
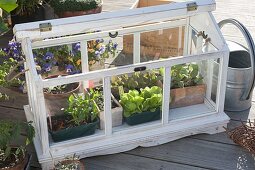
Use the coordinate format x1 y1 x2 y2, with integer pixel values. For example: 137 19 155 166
217 19 255 111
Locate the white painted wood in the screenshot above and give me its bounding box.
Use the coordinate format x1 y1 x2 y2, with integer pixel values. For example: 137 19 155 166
18 1 231 168
22 39 42 144
103 76 112 135
35 84 50 155
183 17 190 55
130 0 139 9
206 59 214 101
21 38 38 82
14 0 216 41
178 26 183 56
24 105 49 162
170 101 215 120
216 50 230 112
162 67 171 124
80 41 89 89
189 13 224 50
31 19 186 49
133 33 140 64
41 51 226 88
24 105 228 169
24 62 32 109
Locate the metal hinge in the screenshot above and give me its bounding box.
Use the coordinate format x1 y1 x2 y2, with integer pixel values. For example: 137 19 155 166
187 2 197 11
39 22 52 32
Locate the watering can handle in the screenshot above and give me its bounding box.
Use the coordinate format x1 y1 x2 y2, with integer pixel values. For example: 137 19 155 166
218 19 255 100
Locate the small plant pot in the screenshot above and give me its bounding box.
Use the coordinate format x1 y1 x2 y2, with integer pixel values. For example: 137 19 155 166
44 74 81 116
99 97 123 129
49 115 100 142
170 84 206 108
124 109 161 126
0 150 30 170
54 160 85 170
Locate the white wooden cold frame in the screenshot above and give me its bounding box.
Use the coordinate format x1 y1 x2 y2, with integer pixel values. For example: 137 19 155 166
14 0 230 169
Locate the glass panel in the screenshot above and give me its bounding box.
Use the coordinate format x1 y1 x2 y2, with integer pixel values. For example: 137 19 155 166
33 43 81 77
45 77 105 143
32 33 131 76
111 69 163 132
211 58 220 103
139 26 185 62
189 28 218 55
169 59 217 120
189 13 222 54
112 33 134 67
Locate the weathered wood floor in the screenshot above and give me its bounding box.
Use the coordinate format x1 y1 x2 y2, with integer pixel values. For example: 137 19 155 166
1 0 255 169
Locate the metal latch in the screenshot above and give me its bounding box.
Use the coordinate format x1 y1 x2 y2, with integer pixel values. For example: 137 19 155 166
39 23 52 32
187 2 197 11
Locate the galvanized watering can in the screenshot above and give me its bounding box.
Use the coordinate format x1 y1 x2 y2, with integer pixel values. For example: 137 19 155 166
213 19 255 111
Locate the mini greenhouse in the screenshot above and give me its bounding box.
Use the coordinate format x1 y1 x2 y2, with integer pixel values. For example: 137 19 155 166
14 0 229 168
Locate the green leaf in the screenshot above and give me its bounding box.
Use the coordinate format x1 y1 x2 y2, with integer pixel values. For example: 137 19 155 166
0 0 18 13
0 21 9 34
119 86 162 117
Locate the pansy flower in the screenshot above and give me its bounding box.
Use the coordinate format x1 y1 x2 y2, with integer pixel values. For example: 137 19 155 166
66 64 74 73
43 63 52 72
44 52 54 60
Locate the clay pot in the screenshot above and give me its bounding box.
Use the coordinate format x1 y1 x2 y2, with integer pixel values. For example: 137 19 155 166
0 152 30 170
170 84 206 108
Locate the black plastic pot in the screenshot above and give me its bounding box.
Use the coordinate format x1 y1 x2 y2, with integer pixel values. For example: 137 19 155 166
49 116 99 142
124 109 161 125
11 5 45 26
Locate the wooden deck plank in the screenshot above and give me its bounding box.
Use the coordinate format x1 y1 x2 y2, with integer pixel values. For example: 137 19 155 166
189 120 240 145
126 137 255 170
0 105 27 121
0 0 255 170
84 153 209 170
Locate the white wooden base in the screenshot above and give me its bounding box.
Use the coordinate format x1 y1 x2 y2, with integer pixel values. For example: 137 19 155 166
24 105 229 170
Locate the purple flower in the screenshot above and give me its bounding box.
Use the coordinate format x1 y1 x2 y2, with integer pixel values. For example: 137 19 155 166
8 41 17 49
18 85 24 92
43 63 52 72
13 48 19 55
19 66 25 72
66 64 74 73
113 43 118 49
99 46 105 54
44 52 54 60
3 48 8 53
73 43 81 51
95 50 100 57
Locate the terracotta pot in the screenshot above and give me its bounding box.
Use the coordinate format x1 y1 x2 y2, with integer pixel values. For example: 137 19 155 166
44 74 81 116
57 6 102 18
0 152 29 170
170 84 206 108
